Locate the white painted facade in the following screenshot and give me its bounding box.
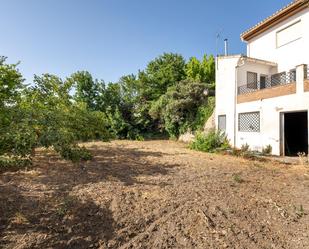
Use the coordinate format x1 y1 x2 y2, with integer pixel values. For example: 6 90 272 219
215 2 309 155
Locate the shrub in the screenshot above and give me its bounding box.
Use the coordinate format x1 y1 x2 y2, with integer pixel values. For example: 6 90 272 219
241 143 250 153
262 145 272 155
189 130 230 153
191 97 215 131
0 156 32 172
54 144 92 163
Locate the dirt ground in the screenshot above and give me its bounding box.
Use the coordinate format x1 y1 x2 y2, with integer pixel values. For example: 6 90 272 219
1 140 309 249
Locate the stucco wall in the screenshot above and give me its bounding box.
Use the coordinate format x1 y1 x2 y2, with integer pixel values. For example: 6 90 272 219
236 90 309 155
215 56 241 146
236 61 276 88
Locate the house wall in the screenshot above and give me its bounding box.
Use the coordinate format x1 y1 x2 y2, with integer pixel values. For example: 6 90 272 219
216 6 309 155
215 56 241 146
236 61 276 88
235 65 309 155
247 8 309 72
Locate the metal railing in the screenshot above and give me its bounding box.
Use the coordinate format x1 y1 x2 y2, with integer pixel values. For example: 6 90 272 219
238 70 296 95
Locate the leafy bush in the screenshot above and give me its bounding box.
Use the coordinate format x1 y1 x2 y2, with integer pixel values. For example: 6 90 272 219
68 102 111 142
0 156 32 172
55 144 93 163
189 130 230 153
191 96 215 131
150 80 210 138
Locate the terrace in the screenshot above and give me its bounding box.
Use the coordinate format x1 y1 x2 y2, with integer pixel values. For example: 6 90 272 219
237 65 308 103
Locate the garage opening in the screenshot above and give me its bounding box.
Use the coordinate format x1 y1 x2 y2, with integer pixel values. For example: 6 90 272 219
284 111 308 156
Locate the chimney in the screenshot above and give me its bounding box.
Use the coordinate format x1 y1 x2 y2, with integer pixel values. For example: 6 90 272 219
224 39 228 56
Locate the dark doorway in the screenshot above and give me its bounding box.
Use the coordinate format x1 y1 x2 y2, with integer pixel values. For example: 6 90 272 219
260 75 266 89
284 111 308 156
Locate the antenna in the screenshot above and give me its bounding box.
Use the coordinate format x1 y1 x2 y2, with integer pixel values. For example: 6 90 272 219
215 29 223 56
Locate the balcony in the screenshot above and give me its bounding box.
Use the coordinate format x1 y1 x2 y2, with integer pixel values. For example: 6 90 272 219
237 70 297 103
238 70 296 94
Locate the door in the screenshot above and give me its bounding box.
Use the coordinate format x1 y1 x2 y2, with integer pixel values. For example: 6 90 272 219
283 111 308 156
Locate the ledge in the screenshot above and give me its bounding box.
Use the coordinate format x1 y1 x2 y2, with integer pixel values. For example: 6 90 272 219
237 83 296 103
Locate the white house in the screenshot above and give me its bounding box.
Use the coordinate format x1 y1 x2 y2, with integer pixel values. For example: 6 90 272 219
215 0 309 156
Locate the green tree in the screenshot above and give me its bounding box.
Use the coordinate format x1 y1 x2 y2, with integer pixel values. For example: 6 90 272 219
150 80 209 138
139 53 186 100
185 54 215 87
69 71 101 110
0 57 34 158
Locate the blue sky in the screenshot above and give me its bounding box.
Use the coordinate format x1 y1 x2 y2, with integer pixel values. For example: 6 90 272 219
0 0 291 84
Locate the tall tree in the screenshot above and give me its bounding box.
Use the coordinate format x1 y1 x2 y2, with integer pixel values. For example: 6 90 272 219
185 54 215 86
140 53 186 100
69 71 101 110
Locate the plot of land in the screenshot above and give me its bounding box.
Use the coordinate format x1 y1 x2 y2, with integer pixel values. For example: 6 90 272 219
1 140 309 249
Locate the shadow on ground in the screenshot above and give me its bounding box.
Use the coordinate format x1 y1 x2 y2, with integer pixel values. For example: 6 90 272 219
0 143 178 248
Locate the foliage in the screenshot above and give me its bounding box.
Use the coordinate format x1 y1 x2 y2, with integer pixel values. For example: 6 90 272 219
1 51 216 168
185 55 215 86
100 52 215 140
0 59 110 166
241 143 250 153
262 145 272 155
55 144 93 163
191 96 215 131
0 156 32 172
140 53 186 100
189 130 230 153
69 71 102 110
150 80 209 138
0 57 35 158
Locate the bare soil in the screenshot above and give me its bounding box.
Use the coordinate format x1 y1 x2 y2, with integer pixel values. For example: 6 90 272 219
1 140 309 249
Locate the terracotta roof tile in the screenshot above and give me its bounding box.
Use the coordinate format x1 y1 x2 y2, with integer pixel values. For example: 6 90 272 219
241 0 309 41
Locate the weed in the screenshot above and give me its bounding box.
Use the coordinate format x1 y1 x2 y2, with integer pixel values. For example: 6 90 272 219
56 196 75 217
232 173 245 183
11 212 29 224
241 143 250 153
262 145 272 155
294 204 305 218
297 152 307 166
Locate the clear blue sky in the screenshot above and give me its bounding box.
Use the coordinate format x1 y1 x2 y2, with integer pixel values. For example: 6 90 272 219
0 0 291 84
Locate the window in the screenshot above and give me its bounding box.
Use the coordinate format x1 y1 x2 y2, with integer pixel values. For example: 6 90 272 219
247 72 257 89
218 115 226 131
238 112 260 132
276 20 302 48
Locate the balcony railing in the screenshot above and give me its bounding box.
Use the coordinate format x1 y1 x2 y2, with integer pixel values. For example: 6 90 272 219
238 70 296 95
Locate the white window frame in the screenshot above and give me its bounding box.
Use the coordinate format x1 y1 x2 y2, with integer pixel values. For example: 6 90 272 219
276 20 302 48
218 115 226 131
